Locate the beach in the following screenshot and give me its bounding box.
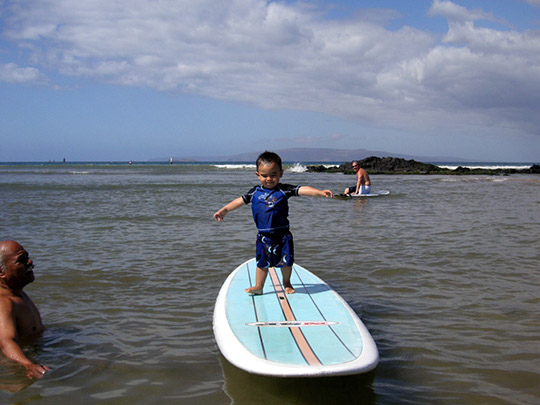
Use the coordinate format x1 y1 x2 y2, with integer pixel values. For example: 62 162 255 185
0 162 538 404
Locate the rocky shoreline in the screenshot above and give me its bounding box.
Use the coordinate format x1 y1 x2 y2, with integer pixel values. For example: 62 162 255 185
306 156 540 175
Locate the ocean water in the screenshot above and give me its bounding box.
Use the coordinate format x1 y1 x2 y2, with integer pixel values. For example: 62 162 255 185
0 162 538 404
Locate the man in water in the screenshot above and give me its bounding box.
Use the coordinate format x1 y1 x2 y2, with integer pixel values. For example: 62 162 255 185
344 161 371 195
0 241 49 379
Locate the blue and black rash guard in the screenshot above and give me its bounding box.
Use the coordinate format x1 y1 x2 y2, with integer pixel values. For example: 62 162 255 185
242 183 300 234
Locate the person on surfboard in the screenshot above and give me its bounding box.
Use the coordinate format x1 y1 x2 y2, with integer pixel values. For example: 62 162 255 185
213 151 333 295
344 161 371 195
0 241 50 379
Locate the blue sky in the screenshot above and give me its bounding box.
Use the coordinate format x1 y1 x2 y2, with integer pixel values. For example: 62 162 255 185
1 0 539 162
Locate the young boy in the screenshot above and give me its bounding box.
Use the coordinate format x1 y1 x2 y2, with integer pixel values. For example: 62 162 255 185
213 151 333 295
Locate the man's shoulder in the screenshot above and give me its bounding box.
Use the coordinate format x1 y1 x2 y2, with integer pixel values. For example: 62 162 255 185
0 293 16 313
0 290 29 306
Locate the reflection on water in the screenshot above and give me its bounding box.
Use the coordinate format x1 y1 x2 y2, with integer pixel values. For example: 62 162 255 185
220 355 377 405
352 198 369 214
0 360 34 394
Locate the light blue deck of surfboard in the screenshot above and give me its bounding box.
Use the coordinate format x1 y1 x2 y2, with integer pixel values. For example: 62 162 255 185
225 259 364 367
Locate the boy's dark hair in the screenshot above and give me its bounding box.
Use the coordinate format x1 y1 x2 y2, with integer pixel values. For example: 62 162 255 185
256 151 282 171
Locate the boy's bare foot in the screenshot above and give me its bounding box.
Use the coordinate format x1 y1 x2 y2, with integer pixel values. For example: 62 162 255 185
284 284 295 294
245 286 263 295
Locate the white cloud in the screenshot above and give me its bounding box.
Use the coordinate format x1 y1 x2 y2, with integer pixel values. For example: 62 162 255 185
428 0 495 23
0 63 47 84
2 0 540 138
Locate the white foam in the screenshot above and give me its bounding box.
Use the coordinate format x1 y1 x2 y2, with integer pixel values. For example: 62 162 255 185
286 163 308 173
437 165 530 170
214 164 256 170
286 163 339 173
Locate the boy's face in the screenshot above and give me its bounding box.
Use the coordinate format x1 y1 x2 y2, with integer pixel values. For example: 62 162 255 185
256 162 283 189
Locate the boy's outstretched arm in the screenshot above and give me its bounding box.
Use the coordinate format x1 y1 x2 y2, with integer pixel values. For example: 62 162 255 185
213 197 246 221
298 186 333 198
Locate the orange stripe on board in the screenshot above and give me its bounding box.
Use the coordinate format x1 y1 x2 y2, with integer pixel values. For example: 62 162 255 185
268 267 321 366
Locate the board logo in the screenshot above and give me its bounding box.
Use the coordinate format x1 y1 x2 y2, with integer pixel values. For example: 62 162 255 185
246 321 339 327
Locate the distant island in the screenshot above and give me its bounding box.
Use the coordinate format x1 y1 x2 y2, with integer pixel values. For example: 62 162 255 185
152 147 475 163
307 156 540 175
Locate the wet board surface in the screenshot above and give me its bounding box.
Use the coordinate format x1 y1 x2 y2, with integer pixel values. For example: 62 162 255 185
350 190 390 197
213 258 379 377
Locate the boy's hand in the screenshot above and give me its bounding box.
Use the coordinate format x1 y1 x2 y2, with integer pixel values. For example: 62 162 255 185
213 209 227 221
298 186 334 198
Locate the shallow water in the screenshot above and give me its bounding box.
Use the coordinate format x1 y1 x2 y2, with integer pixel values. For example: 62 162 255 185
0 163 539 404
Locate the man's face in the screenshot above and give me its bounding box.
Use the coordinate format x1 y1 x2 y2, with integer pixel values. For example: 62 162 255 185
0 242 35 289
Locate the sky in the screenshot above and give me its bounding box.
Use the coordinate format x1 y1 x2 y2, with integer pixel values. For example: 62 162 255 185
1 0 540 162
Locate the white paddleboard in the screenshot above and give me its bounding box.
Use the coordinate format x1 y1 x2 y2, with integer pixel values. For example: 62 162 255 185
213 258 379 377
350 190 390 197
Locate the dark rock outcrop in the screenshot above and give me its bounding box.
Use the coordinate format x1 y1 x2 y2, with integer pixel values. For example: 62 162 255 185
340 156 442 174
306 156 539 175
308 156 443 174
